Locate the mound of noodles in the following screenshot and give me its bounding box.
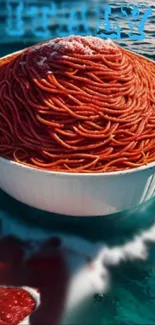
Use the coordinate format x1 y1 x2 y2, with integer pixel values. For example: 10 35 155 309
0 35 155 173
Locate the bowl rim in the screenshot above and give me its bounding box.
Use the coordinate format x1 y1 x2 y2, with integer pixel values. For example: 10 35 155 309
1 155 155 177
0 44 155 178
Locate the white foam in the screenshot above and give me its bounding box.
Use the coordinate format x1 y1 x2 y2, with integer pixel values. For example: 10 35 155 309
65 221 155 313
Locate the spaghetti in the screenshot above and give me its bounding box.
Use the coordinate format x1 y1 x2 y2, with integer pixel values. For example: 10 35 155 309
0 35 155 173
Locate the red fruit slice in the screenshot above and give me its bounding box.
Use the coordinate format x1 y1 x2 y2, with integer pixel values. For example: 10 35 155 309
0 287 36 325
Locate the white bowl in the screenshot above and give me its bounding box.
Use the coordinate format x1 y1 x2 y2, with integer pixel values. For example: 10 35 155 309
0 156 155 217
0 50 155 217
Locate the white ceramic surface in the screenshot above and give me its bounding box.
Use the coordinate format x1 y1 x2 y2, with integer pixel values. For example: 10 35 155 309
0 156 155 216
0 49 155 217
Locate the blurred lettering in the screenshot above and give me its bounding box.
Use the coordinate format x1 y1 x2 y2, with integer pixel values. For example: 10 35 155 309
4 1 152 41
121 5 152 40
97 5 121 39
27 3 56 38
68 4 90 35
56 2 70 36
6 0 24 36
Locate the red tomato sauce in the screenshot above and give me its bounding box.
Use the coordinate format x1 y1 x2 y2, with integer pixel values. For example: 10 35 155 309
0 287 36 325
